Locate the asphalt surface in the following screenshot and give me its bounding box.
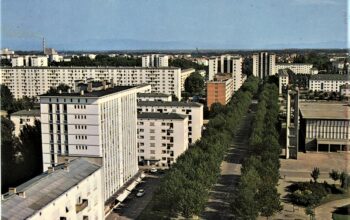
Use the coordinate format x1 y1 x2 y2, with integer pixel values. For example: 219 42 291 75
106 173 162 220
200 109 255 220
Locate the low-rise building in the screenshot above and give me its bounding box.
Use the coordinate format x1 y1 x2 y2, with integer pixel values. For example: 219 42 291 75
137 112 188 167
299 102 350 152
207 74 234 109
137 101 203 144
10 109 41 136
1 158 104 220
275 63 314 75
309 74 350 92
137 93 172 102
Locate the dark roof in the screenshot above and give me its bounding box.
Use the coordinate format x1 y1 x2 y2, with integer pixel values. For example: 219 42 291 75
310 74 349 81
1 158 101 220
137 101 203 108
11 109 40 117
40 86 135 97
137 93 171 98
138 112 187 120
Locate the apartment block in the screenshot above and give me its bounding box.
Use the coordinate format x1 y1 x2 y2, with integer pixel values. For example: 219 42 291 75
137 101 203 144
278 69 289 95
10 109 41 136
252 52 276 79
209 55 242 81
0 66 182 99
137 93 172 102
275 63 314 75
137 112 188 167
1 158 104 220
142 54 169 67
309 74 350 92
207 74 234 109
39 80 144 201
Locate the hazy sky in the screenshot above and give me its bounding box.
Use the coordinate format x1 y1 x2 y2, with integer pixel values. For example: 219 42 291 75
1 0 348 50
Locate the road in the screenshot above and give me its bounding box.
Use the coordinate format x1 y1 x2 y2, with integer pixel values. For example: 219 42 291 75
200 110 255 220
106 173 162 220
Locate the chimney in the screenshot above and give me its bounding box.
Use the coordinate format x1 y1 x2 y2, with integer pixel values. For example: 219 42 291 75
8 187 16 194
17 191 26 198
87 82 93 92
47 167 54 174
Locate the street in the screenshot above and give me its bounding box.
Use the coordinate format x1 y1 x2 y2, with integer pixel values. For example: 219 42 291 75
106 173 162 220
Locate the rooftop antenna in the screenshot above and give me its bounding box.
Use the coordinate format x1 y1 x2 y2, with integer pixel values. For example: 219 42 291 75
42 37 45 54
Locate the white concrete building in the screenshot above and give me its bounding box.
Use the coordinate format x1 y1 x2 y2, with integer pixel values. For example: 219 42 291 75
0 66 182 99
253 52 276 79
137 101 203 144
137 112 188 167
40 81 144 201
180 68 196 91
11 56 24 67
142 54 169 67
309 74 350 92
10 109 41 136
278 70 289 95
340 84 350 98
1 158 104 220
209 55 242 81
275 63 314 75
31 56 48 67
137 93 172 102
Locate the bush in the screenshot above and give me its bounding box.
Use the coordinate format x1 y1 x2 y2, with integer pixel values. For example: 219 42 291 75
287 182 329 206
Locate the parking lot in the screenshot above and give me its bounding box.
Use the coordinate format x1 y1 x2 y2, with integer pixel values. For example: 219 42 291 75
106 172 163 220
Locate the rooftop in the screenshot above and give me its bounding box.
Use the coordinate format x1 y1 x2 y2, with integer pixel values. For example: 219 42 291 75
137 93 171 98
1 158 101 220
40 86 135 98
310 74 349 81
276 63 313 66
11 109 40 117
138 112 187 120
138 101 202 108
299 102 350 120
3 66 180 70
278 69 289 76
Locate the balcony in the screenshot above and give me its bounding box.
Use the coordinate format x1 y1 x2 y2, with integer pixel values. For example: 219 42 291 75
76 199 88 213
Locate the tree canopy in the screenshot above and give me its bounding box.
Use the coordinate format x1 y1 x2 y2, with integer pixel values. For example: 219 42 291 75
184 72 205 96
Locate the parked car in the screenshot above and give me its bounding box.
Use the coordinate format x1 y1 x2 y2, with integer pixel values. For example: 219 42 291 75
136 189 145 197
150 168 157 173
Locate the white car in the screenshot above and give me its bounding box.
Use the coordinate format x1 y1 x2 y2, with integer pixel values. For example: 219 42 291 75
136 189 145 197
150 168 157 173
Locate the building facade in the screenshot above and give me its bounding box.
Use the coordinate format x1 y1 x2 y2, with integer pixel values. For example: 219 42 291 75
278 70 289 95
275 63 314 75
142 54 169 67
309 74 350 92
10 109 41 136
137 101 203 144
1 158 104 220
137 93 172 102
299 102 349 152
208 55 242 81
207 76 234 109
137 112 188 167
252 52 276 79
0 66 182 99
40 81 142 201
180 68 196 91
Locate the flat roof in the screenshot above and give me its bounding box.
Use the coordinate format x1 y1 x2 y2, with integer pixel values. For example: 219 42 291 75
40 86 135 97
276 63 313 66
1 158 101 220
137 93 171 98
138 112 187 120
310 74 349 81
137 101 202 108
2 66 180 70
299 102 350 120
11 109 40 117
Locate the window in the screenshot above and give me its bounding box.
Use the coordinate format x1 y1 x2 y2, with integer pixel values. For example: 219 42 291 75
150 122 155 126
150 129 155 133
150 136 155 140
150 143 155 147
150 150 155 154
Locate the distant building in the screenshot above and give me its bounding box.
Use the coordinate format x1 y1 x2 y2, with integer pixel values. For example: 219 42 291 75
180 68 196 91
10 109 41 136
39 80 146 201
278 70 289 95
207 74 234 109
309 74 350 92
299 102 350 152
137 93 172 102
252 52 276 79
208 55 242 81
1 158 104 220
340 84 350 98
137 112 188 167
137 101 203 144
1 67 182 99
30 56 48 67
142 54 169 67
11 56 24 67
275 63 314 75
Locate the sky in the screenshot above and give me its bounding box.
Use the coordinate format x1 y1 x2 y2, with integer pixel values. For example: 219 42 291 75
1 0 348 50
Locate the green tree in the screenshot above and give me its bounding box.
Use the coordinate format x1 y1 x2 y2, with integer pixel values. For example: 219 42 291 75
184 72 204 96
305 206 315 220
329 170 340 184
340 172 349 189
209 102 225 118
1 84 15 113
311 167 320 183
